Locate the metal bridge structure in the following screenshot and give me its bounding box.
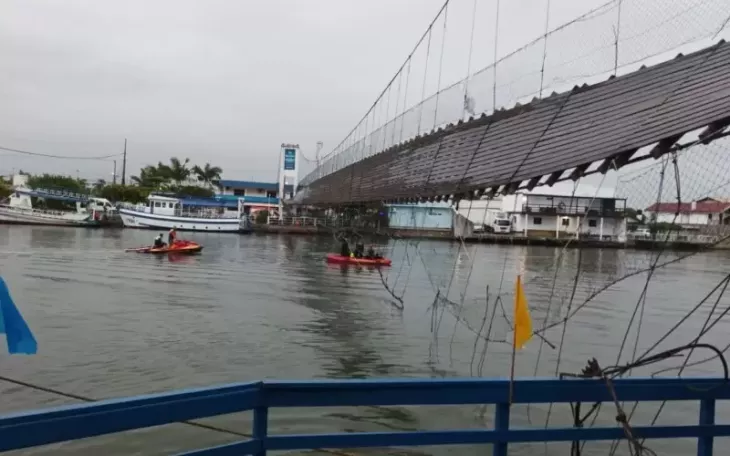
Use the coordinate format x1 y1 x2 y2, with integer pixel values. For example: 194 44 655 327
294 0 730 206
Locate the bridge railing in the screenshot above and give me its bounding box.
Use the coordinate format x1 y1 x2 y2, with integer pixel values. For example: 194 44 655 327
0 377 727 455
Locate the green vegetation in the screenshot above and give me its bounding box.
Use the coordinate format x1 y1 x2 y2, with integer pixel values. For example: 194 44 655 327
12 157 223 205
131 157 222 189
27 174 87 194
255 210 270 224
0 180 10 200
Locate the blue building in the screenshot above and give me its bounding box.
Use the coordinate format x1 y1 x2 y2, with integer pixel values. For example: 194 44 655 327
217 180 294 214
387 202 454 232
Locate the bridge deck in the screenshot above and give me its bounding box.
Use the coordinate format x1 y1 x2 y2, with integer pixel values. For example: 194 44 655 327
299 40 730 205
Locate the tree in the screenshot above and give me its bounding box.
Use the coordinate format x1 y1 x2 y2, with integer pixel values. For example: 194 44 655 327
192 163 223 186
0 180 10 200
164 157 191 184
131 165 166 189
93 179 107 194
27 174 86 193
99 184 149 204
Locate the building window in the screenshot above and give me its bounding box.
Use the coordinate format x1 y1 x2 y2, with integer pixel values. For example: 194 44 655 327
562 218 570 226
708 214 713 221
533 217 542 225
233 189 245 196
588 219 597 227
257 188 266 193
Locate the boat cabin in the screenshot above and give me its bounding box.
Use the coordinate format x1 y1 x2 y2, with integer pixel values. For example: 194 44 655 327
145 195 181 216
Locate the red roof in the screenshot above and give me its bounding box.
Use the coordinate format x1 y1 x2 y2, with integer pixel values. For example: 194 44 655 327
646 201 730 213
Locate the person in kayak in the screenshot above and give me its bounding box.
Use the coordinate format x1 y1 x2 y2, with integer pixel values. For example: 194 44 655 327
168 228 177 246
153 233 165 248
365 245 376 259
340 238 350 257
353 242 365 258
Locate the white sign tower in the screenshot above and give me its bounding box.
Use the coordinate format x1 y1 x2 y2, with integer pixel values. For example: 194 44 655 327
278 143 299 214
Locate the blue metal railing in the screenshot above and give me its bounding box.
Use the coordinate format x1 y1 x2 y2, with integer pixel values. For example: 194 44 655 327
0 377 727 455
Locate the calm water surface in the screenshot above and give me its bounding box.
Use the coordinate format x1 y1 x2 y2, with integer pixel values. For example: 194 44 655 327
0 226 728 455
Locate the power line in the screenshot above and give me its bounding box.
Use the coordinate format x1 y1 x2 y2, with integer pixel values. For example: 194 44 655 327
0 145 122 160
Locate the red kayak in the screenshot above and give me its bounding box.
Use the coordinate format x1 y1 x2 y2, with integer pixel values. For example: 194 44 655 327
126 240 203 254
326 253 392 266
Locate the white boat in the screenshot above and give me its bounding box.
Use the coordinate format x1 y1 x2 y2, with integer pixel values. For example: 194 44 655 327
0 188 102 227
119 194 250 232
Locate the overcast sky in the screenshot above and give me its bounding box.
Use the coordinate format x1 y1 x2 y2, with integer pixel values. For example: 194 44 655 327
1 0 616 183
1 0 725 199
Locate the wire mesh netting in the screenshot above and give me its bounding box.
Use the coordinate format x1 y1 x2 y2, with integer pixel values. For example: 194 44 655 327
300 0 730 188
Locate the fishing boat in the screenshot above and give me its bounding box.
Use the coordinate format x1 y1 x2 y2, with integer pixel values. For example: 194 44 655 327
0 188 105 227
325 253 392 266
125 240 203 254
119 194 250 233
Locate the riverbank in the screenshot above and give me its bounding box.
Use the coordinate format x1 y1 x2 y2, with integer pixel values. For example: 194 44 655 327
249 224 727 251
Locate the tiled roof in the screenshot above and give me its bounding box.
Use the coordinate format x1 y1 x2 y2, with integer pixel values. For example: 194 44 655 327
645 201 730 213
298 40 730 205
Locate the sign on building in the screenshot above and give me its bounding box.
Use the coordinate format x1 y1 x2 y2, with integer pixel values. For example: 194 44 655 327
283 148 296 171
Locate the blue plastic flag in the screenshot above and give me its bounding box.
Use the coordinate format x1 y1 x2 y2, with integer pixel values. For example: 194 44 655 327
0 277 37 355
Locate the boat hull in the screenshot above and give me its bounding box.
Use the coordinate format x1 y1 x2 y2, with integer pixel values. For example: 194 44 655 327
0 207 100 227
119 209 249 233
130 244 203 254
325 253 392 266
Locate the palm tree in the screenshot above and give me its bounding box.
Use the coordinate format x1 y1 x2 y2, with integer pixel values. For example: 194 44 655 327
165 157 191 184
131 165 166 188
192 163 223 186
93 179 106 193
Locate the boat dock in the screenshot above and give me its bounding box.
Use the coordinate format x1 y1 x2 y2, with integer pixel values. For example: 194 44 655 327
0 377 724 455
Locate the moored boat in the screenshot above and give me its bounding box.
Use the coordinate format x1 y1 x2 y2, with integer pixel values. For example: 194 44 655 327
325 253 392 266
119 194 250 233
0 188 103 227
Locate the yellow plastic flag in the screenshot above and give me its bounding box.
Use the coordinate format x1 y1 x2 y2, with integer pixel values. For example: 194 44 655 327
513 275 533 350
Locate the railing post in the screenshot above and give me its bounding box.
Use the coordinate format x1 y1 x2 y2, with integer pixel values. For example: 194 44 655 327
493 402 510 456
697 398 715 456
253 405 268 456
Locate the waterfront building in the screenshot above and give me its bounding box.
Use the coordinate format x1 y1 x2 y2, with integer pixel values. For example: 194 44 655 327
645 197 730 227
502 192 628 240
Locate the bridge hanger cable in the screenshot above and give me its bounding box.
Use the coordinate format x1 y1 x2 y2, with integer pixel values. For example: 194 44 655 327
433 2 448 127
321 0 450 160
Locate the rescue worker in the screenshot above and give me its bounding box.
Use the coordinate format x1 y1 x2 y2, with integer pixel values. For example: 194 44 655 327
168 228 177 246
154 233 165 248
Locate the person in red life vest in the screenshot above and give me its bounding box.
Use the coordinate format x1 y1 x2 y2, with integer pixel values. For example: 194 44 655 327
168 228 177 246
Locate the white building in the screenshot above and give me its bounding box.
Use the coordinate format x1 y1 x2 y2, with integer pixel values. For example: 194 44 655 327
501 192 628 240
645 197 730 226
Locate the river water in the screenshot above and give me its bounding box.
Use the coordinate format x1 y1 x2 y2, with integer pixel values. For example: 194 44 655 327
0 225 728 455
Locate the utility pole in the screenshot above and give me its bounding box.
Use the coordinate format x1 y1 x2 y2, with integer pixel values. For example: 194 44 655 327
113 160 117 185
121 138 127 186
